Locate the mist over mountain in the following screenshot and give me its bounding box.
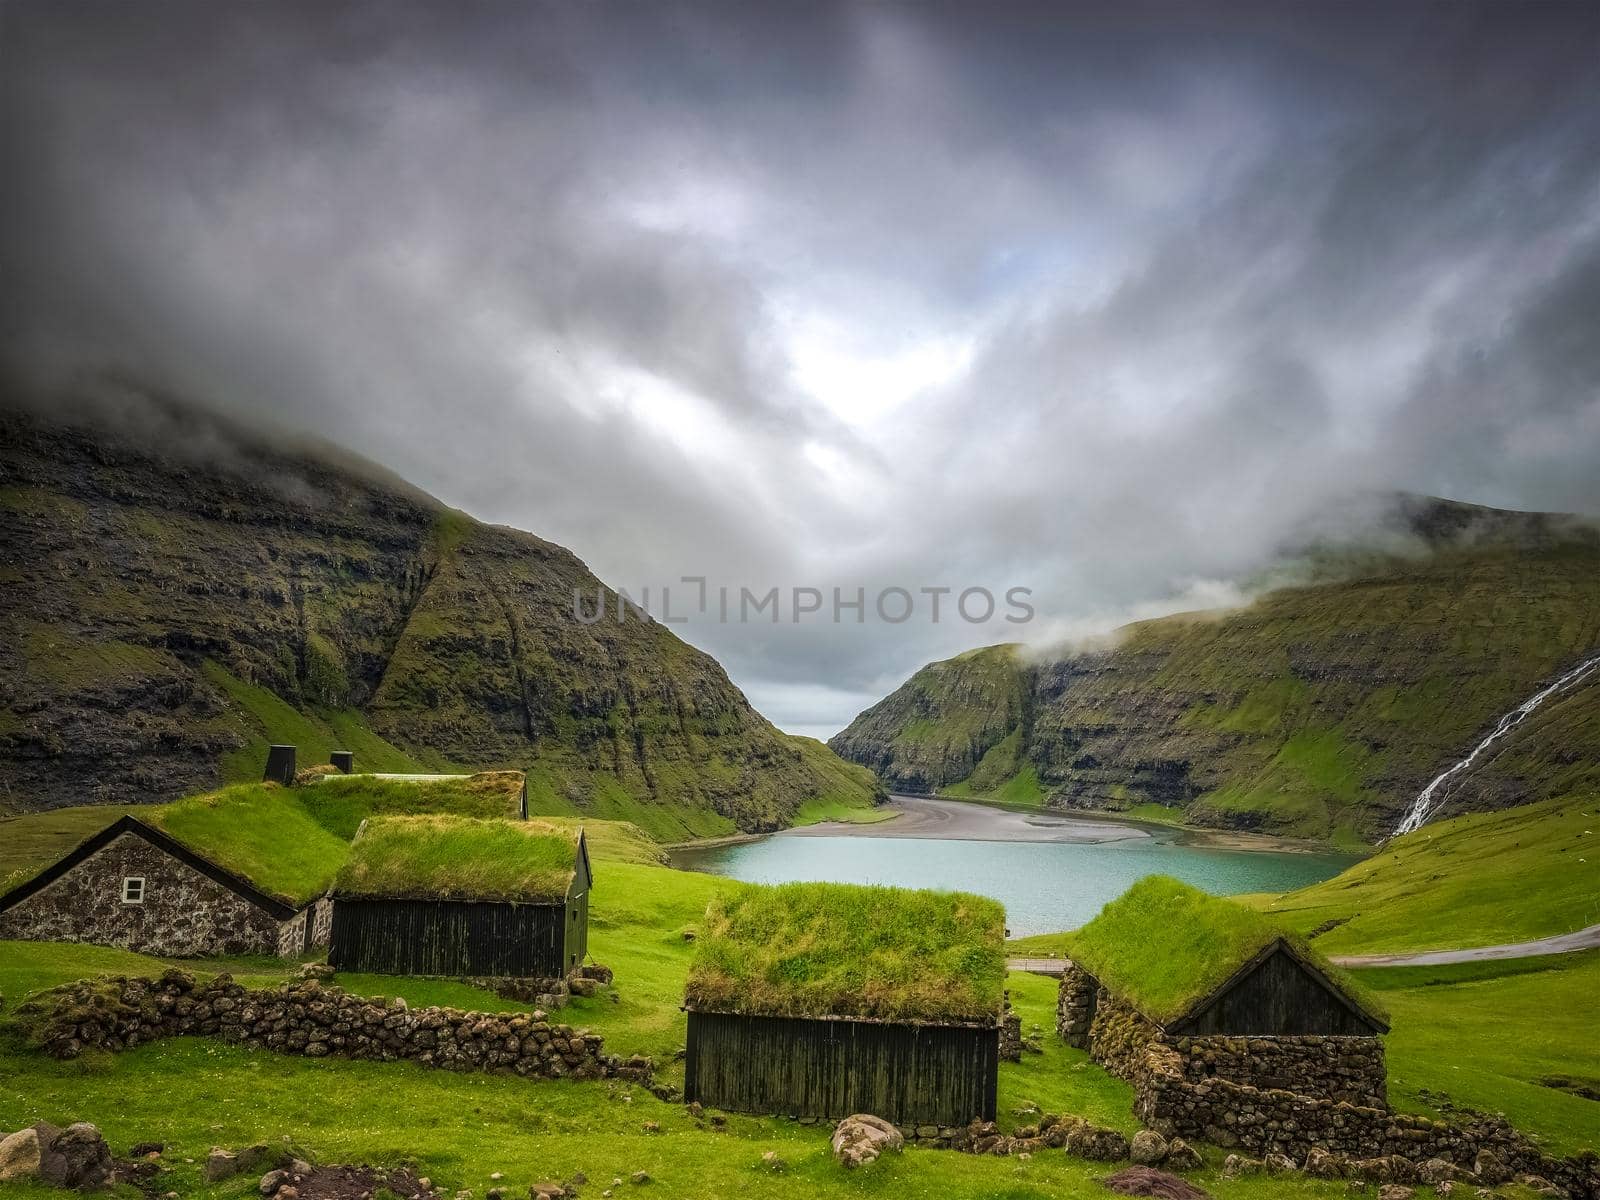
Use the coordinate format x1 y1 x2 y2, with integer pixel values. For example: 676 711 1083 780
830 496 1600 841
0 393 879 834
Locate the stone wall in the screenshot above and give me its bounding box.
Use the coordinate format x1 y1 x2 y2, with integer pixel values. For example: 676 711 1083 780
0 832 291 957
1168 1032 1386 1108
1055 963 1096 1049
1134 1039 1598 1198
1061 971 1384 1108
21 971 654 1086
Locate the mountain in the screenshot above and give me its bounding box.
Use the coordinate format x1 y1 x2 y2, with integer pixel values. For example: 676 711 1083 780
0 395 881 837
830 497 1600 842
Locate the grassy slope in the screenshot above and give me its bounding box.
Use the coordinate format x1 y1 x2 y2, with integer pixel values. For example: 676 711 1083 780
1 408 882 838
1065 877 1386 1028
2 863 1596 1195
832 508 1600 841
687 882 1007 1023
1249 794 1600 955
827 645 1029 793
334 816 580 902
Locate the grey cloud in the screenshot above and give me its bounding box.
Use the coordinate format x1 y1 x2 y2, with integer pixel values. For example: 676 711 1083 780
4 0 1600 735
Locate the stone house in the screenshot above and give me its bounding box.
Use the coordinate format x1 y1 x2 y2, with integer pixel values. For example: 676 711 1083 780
1058 877 1390 1118
0 815 333 958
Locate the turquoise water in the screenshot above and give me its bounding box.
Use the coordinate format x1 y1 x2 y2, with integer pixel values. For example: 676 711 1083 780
672 829 1356 937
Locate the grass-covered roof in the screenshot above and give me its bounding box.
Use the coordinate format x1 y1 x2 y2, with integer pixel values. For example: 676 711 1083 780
299 771 525 839
685 881 1006 1024
333 815 582 903
1068 876 1388 1029
149 785 349 907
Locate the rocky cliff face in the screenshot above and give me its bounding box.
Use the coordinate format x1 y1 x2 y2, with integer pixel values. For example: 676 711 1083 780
831 500 1600 841
827 645 1030 793
0 399 878 835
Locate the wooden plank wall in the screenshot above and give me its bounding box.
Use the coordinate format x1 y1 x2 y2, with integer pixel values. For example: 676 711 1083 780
1178 947 1380 1035
685 1011 998 1125
328 898 568 977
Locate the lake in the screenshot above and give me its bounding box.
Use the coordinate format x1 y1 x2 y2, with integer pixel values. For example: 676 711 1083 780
671 795 1358 937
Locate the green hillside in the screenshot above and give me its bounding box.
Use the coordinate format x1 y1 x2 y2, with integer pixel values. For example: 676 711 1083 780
827 644 1030 793
832 499 1600 841
0 402 880 835
1250 794 1600 955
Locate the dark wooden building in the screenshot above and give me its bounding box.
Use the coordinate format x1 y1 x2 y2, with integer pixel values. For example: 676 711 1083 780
328 816 591 979
683 881 1007 1125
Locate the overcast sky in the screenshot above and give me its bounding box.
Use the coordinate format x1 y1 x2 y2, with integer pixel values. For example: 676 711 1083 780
5 1 1600 738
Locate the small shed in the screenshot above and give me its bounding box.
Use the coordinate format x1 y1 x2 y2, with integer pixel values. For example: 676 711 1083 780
1064 876 1388 1038
327 816 591 978
0 789 348 957
683 881 1006 1125
1059 877 1389 1108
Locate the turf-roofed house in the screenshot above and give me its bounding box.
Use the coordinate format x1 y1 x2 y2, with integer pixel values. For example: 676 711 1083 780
1058 877 1391 1121
327 815 592 980
0 788 347 957
683 881 1007 1126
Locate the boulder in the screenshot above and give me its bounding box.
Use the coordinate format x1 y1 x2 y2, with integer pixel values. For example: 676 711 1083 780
0 1128 43 1183
1164 1139 1204 1172
1351 1156 1418 1185
1264 1153 1298 1175
37 1123 114 1190
1376 1187 1416 1200
1304 1147 1350 1179
1065 1124 1130 1162
205 1149 241 1182
1221 1154 1262 1179
1473 1150 1512 1185
1101 1165 1212 1199
1417 1157 1471 1185
830 1115 904 1169
1130 1130 1169 1165
260 1168 289 1195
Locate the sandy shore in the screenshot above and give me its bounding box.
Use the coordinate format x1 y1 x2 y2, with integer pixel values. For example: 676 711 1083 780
772 793 1343 855
777 794 1152 844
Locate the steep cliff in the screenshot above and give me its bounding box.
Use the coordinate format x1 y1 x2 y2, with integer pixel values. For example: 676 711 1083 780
831 499 1600 842
0 399 880 837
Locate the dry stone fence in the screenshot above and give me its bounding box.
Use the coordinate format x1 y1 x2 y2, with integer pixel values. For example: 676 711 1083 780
20 969 654 1085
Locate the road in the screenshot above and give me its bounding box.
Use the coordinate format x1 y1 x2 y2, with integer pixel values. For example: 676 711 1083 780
1004 922 1600 976
1326 922 1600 968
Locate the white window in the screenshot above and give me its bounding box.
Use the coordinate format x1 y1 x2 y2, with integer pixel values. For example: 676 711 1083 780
121 877 145 904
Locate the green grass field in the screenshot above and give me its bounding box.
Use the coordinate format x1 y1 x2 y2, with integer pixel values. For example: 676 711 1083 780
3 843 1598 1199
1248 795 1600 954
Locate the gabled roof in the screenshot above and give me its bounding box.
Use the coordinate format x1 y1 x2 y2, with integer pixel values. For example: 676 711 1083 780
1069 876 1389 1032
331 815 586 903
0 816 302 920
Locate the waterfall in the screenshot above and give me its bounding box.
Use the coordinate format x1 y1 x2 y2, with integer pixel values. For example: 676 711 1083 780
1391 651 1600 837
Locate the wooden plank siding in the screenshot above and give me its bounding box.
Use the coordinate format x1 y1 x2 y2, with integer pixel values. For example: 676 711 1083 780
684 1010 999 1125
328 898 570 977
1169 945 1384 1036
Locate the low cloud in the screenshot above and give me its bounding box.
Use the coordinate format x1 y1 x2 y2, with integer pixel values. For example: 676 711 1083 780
5 1 1599 735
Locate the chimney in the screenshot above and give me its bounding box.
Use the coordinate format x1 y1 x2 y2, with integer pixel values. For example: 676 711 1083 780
263 745 296 785
330 750 354 774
